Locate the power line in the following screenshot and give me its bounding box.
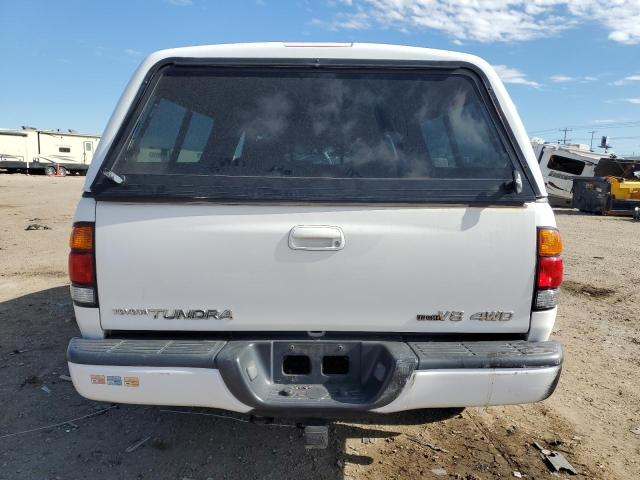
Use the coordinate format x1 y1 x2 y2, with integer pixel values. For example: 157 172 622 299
571 135 640 141
532 120 640 133
529 119 640 135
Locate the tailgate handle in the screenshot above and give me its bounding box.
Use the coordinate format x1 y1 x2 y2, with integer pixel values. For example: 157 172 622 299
288 225 345 251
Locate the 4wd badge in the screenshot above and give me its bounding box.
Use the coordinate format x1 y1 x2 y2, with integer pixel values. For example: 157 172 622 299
470 311 514 321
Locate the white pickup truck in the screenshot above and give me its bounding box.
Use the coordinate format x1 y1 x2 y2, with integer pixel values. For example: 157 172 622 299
66 43 563 429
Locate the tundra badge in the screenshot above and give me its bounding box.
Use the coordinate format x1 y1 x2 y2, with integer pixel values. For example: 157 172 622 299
112 308 233 320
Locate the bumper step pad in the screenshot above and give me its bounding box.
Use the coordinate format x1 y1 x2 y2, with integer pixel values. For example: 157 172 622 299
67 338 225 368
409 341 562 369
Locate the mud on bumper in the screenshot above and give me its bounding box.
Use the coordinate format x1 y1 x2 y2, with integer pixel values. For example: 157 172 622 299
67 339 562 415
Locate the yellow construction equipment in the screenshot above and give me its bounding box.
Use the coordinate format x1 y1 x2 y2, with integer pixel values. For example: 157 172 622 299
572 176 640 216
608 176 640 201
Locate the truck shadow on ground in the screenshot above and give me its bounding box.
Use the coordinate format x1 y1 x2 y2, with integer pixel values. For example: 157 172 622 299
0 286 461 480
551 208 587 216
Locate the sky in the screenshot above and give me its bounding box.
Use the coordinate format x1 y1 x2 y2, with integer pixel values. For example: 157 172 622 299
1 0 639 155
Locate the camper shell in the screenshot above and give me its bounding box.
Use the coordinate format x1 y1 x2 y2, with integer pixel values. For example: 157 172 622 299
0 127 100 176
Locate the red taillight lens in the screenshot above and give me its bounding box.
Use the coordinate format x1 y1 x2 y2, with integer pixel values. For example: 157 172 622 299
537 256 563 289
69 252 94 285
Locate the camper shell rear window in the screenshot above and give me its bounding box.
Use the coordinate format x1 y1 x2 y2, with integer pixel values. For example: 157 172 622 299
92 62 535 203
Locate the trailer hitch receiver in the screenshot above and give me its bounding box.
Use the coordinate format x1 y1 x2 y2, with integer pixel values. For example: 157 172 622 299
302 423 329 449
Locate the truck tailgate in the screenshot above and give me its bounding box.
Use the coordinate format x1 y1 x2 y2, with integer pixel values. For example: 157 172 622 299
95 202 536 333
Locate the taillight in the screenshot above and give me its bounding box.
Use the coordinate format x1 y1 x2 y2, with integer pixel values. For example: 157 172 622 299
69 252 94 284
537 256 563 288
69 222 97 307
534 227 563 310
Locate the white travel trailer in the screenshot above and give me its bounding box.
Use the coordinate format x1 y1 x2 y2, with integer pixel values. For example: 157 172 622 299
532 140 626 206
0 127 100 176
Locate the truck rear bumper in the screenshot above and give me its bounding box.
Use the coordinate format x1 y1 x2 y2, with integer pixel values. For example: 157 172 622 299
374 366 561 412
67 338 562 415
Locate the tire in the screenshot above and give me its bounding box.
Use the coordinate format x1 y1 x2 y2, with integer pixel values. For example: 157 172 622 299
57 166 68 177
44 166 56 176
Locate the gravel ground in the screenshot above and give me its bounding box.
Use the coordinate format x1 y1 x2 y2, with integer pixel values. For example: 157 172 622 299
0 174 639 480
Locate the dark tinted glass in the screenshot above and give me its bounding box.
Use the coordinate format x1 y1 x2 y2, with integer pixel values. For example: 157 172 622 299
98 66 531 203
547 155 585 175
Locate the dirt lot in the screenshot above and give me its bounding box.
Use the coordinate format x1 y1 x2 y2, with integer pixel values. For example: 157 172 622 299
1 174 639 480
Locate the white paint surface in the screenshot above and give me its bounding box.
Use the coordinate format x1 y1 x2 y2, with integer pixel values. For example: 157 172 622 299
69 361 560 413
375 366 561 412
95 202 550 333
68 362 252 412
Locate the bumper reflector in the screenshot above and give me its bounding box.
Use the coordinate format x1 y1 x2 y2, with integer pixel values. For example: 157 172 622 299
70 285 96 306
535 288 560 310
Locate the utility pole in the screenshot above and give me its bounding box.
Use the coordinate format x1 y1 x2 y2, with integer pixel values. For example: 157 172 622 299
559 128 572 145
588 130 597 151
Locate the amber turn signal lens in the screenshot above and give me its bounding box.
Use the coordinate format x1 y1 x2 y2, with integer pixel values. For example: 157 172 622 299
538 228 562 256
70 224 93 251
